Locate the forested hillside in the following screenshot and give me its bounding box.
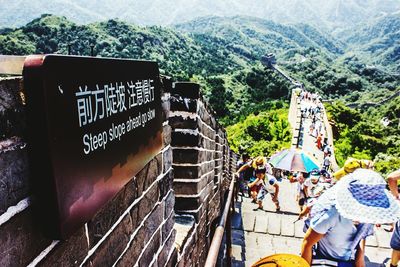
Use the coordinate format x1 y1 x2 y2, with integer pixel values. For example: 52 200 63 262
0 14 399 170
338 13 400 72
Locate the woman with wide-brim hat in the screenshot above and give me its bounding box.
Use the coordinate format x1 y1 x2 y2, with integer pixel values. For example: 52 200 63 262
301 168 400 266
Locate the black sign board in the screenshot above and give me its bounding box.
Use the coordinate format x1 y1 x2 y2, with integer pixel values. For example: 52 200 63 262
23 55 163 239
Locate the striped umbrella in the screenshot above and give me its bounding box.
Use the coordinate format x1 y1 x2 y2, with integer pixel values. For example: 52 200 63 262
269 148 320 173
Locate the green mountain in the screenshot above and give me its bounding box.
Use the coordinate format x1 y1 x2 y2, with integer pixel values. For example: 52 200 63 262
338 13 400 72
0 14 399 170
1 0 399 31
1 14 399 115
175 16 344 57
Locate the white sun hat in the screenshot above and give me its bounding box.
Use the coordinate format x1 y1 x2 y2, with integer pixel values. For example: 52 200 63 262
335 168 400 224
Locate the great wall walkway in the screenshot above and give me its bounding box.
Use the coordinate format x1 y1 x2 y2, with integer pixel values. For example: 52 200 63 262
230 99 393 267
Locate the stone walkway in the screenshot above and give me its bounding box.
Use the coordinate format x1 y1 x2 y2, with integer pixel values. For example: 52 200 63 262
231 115 393 266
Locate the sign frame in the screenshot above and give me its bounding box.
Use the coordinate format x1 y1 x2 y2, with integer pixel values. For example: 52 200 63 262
23 55 163 239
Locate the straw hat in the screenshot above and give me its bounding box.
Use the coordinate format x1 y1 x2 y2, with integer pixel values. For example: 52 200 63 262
252 254 309 267
335 168 400 224
252 156 268 169
333 158 374 180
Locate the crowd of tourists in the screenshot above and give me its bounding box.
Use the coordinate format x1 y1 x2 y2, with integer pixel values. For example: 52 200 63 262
235 90 400 267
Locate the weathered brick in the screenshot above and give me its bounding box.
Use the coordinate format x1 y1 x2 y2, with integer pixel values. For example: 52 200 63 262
162 211 175 243
175 182 212 211
173 161 214 179
162 95 171 122
130 183 159 227
40 227 88 267
145 203 163 235
173 149 214 164
116 224 147 266
172 82 200 99
174 180 206 196
117 204 163 266
0 208 52 267
136 153 162 196
171 131 215 150
165 247 178 267
168 116 197 130
157 229 176 267
87 177 138 248
197 103 213 128
82 214 133 267
163 146 172 173
174 171 214 195
162 124 172 148
164 190 175 219
159 169 173 201
170 96 197 112
0 77 26 140
198 121 216 140
207 192 221 224
176 196 210 222
0 146 30 215
138 230 161 267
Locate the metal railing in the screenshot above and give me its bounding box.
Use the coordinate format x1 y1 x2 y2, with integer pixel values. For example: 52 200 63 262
205 175 236 267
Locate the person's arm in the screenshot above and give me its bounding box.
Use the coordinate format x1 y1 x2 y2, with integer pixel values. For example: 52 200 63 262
248 177 260 188
236 163 249 176
388 170 400 199
298 205 311 219
272 184 279 201
355 239 366 267
303 185 309 198
301 228 324 264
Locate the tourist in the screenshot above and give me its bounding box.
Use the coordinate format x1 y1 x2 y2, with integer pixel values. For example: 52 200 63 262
236 155 272 175
236 153 252 197
295 172 306 213
301 169 400 266
303 171 320 199
316 133 323 150
248 167 280 211
322 155 331 172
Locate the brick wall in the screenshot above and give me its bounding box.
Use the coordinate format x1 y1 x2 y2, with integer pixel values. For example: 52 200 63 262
0 76 237 266
168 82 238 267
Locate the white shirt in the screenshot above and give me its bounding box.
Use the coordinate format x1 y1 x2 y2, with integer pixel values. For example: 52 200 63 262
304 178 319 198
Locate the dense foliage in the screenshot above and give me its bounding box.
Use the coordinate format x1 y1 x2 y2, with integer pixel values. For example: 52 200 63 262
326 99 400 174
226 105 292 157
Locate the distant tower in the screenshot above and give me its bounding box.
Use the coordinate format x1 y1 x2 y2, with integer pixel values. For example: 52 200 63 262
261 53 276 68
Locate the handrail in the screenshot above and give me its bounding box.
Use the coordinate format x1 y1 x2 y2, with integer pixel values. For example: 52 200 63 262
205 174 236 267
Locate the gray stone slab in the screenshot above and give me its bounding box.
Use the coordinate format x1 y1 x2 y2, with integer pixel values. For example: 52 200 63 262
254 214 269 233
267 213 281 235
364 246 391 266
286 238 302 254
256 234 273 248
244 231 259 245
281 215 297 237
294 219 305 238
376 228 392 249
366 233 378 247
242 212 255 232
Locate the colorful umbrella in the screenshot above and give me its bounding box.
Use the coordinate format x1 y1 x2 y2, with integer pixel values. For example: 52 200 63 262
269 148 319 173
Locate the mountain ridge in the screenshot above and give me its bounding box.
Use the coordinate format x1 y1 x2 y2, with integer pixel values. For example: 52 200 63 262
1 0 399 31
